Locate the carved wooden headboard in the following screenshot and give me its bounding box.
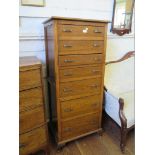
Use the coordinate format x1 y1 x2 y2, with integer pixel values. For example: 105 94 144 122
106 51 135 65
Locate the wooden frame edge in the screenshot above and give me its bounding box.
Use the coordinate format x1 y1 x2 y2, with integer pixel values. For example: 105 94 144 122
57 128 102 146
111 0 135 36
119 98 127 153
106 51 135 65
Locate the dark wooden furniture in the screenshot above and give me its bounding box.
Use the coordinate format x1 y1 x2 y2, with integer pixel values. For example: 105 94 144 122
19 56 49 155
103 51 135 153
43 16 109 148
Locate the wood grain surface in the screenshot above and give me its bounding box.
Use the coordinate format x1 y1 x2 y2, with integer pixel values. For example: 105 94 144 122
36 130 134 155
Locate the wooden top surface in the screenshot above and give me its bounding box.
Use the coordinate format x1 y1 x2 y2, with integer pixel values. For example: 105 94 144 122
43 16 111 24
19 56 41 71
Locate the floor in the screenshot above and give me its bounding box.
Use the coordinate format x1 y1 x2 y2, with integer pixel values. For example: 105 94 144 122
37 129 135 155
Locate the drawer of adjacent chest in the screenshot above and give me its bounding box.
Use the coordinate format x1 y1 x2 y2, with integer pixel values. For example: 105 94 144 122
61 113 99 140
20 106 45 134
20 69 41 91
61 95 101 119
59 40 104 55
58 24 105 38
59 65 102 82
60 78 101 98
20 87 43 112
19 126 47 155
59 54 103 67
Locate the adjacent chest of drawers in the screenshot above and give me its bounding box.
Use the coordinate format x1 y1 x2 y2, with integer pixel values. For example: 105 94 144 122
19 56 49 155
44 16 109 147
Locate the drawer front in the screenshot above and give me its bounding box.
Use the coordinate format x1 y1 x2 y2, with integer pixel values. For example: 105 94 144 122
59 40 104 55
60 78 101 98
20 106 45 133
59 54 103 67
19 126 47 155
20 87 43 112
61 95 101 119
58 25 105 38
61 113 99 140
20 69 41 91
59 65 102 82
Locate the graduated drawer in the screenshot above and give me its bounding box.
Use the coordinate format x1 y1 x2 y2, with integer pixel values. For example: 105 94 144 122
20 106 45 134
59 40 104 55
59 65 102 82
59 54 103 67
19 126 47 155
58 24 105 38
60 78 101 98
61 113 99 140
61 95 101 119
20 69 41 91
20 87 43 112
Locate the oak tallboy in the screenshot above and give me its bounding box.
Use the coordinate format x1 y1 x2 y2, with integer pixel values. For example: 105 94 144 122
43 16 109 148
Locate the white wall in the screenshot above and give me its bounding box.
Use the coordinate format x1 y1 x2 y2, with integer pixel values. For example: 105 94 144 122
19 0 134 63
19 0 134 113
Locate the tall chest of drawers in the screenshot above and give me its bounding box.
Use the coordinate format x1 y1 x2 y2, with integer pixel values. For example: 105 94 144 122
43 17 109 147
19 56 49 155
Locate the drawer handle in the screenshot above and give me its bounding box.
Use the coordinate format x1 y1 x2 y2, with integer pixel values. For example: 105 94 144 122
64 108 73 112
64 127 72 132
64 59 75 63
94 57 101 61
92 70 100 73
89 84 99 88
63 88 73 92
64 72 73 76
64 44 72 48
63 29 72 32
93 43 99 47
94 29 102 33
19 143 26 148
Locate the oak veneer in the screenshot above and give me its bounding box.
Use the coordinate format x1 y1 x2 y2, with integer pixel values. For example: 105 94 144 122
19 69 41 91
19 56 49 155
61 95 101 119
59 54 103 67
19 87 43 112
43 16 109 148
20 126 47 155
59 65 102 82
58 24 105 38
59 40 104 55
20 106 45 134
61 113 99 140
59 77 101 98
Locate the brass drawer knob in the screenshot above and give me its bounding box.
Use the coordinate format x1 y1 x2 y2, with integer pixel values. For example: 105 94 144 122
92 70 100 73
64 127 72 132
89 84 98 88
64 72 73 76
64 108 73 112
64 44 72 48
63 88 73 92
94 57 101 61
93 43 99 47
63 29 72 32
94 29 102 33
64 59 75 63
